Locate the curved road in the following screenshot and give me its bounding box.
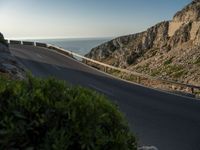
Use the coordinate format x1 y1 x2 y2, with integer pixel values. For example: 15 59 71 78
10 44 200 150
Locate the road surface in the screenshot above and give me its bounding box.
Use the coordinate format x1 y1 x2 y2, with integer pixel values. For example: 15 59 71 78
10 44 200 150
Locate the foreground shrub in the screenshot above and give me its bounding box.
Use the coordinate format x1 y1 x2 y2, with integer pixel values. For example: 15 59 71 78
0 76 137 150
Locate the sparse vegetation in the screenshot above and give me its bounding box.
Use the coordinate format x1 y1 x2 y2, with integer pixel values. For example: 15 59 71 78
124 74 139 83
146 48 158 58
150 65 185 79
135 61 186 80
164 57 174 66
150 69 161 77
194 90 200 96
0 76 137 150
165 65 184 76
0 35 8 47
136 64 150 73
194 57 200 65
172 70 187 78
107 69 121 76
194 90 200 94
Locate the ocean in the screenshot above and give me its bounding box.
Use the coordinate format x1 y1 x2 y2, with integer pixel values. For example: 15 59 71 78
32 38 112 56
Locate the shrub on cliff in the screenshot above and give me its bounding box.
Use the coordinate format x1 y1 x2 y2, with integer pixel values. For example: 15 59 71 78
0 33 8 47
0 76 137 150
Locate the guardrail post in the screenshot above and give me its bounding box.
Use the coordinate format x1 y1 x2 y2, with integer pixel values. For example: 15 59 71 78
191 87 194 94
137 76 141 84
104 66 107 73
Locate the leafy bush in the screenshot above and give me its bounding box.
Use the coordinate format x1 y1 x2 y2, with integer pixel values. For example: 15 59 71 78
0 76 137 150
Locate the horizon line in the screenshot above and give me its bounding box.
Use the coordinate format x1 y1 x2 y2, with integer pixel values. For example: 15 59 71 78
5 36 115 40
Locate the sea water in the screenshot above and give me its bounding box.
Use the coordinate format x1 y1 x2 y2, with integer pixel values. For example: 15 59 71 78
33 38 111 56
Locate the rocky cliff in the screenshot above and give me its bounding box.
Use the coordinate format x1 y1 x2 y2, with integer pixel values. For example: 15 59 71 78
0 33 25 79
173 0 200 22
86 0 200 86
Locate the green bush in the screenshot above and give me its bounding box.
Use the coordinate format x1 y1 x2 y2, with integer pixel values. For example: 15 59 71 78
0 76 137 150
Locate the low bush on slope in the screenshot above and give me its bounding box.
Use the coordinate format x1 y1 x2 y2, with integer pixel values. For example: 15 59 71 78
0 76 137 150
0 33 8 47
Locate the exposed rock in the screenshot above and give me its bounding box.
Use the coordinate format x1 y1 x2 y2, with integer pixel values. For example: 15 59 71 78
86 0 200 87
86 21 169 68
168 22 192 48
0 33 26 80
194 25 200 45
173 0 200 22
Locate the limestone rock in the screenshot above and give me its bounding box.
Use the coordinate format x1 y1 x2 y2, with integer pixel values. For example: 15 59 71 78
173 0 200 22
86 21 169 67
86 0 200 86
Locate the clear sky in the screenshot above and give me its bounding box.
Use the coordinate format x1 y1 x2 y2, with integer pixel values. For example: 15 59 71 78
0 0 191 39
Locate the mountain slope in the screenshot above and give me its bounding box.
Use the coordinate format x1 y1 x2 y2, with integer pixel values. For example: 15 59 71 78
86 0 200 86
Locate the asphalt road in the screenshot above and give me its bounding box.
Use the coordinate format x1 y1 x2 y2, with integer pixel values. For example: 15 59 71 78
10 44 200 150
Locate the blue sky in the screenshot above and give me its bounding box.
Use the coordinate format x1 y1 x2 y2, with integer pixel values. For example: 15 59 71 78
0 0 191 39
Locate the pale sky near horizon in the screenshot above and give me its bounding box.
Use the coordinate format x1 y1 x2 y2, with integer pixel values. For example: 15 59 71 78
0 0 191 39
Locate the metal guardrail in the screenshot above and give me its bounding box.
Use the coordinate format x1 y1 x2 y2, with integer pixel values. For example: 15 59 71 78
22 41 35 46
47 44 200 94
9 40 21 45
7 40 200 96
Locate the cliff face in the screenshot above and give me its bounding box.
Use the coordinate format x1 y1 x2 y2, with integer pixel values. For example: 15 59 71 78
0 33 25 79
86 0 200 85
86 21 170 67
173 0 200 22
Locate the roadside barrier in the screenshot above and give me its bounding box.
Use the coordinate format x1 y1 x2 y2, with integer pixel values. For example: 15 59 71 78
47 44 200 95
35 42 47 48
8 40 200 97
9 40 21 45
22 41 35 46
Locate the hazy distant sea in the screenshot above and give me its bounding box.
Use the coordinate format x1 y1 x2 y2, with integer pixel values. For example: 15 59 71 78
32 38 111 56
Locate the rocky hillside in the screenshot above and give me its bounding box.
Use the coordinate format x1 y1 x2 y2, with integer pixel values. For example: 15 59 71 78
0 33 25 79
86 0 200 86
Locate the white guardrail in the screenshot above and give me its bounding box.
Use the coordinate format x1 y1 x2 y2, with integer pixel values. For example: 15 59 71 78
7 40 200 97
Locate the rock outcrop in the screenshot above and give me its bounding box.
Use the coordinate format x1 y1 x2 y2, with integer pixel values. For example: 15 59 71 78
173 0 200 22
86 0 200 86
0 33 26 79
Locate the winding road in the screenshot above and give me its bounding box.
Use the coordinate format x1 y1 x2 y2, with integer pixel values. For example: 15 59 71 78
10 44 200 150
